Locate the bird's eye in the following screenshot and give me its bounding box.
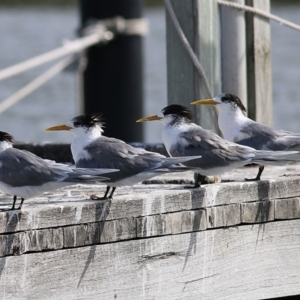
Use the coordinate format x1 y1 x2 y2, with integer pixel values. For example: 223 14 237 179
73 121 81 127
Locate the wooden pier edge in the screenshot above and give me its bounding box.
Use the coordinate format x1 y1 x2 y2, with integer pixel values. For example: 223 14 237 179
1 164 300 299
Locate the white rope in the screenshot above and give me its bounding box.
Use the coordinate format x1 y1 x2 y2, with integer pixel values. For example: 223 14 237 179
164 0 213 98
0 17 148 82
218 0 300 32
0 32 108 82
84 17 149 36
0 55 76 114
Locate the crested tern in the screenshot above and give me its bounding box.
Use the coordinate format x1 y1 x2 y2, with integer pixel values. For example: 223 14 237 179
137 104 300 185
0 131 118 210
45 113 201 199
192 93 300 180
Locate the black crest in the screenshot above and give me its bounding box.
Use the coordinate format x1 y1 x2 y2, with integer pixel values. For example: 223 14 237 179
162 104 194 122
220 93 247 113
0 131 14 143
71 113 105 128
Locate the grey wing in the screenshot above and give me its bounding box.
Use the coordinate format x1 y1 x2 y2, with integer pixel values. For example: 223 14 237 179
239 122 300 151
76 136 168 182
170 126 253 170
0 148 69 187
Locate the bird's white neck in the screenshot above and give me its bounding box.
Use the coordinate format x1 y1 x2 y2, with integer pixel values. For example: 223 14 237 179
161 120 191 154
0 141 13 152
217 105 250 142
70 127 102 163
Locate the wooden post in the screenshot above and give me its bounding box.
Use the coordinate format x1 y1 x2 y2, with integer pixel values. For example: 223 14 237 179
245 0 272 125
78 0 144 142
165 0 220 132
220 0 248 110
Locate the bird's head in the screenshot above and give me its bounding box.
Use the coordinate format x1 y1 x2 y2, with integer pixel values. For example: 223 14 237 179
191 93 247 114
45 113 105 138
0 131 14 151
137 104 193 126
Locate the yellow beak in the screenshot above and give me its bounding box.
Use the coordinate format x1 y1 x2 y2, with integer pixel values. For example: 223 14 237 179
136 115 163 122
191 99 218 105
45 124 72 131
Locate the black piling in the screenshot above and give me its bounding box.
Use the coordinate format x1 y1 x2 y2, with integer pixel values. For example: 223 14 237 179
78 0 144 142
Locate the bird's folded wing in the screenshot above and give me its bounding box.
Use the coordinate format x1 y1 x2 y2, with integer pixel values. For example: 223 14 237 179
76 137 170 181
170 127 253 170
0 148 70 187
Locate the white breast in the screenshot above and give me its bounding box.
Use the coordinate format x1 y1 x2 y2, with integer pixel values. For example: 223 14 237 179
71 136 93 163
218 109 251 142
162 123 191 154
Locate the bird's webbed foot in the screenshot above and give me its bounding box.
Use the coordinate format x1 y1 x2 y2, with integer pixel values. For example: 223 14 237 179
90 186 116 200
184 173 205 189
244 166 264 182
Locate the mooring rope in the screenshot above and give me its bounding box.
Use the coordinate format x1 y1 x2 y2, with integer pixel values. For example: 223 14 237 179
164 0 300 100
0 17 148 82
0 55 76 114
164 0 213 98
218 0 300 32
0 33 107 82
1 2 299 115
0 17 148 114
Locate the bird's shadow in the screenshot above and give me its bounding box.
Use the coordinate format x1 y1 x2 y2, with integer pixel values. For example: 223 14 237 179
253 180 271 250
77 198 111 288
0 209 22 279
182 188 205 272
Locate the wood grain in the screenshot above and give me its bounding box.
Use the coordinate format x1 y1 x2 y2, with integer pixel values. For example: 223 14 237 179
1 220 300 299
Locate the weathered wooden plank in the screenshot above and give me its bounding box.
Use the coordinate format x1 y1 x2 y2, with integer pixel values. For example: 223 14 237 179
220 0 247 109
241 200 275 223
246 0 272 124
1 176 300 235
171 209 206 234
165 0 220 132
100 217 137 243
63 223 100 248
209 203 241 228
137 214 172 238
1 220 300 299
275 197 300 220
1 196 299 257
194 0 221 131
0 233 22 257
24 228 64 253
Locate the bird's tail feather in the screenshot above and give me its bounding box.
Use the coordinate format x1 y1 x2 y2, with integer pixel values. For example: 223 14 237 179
64 168 119 183
154 166 198 173
162 156 202 168
253 150 300 164
72 168 119 176
66 175 110 183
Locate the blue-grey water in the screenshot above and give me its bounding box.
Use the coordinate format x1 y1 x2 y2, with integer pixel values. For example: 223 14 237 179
0 4 299 143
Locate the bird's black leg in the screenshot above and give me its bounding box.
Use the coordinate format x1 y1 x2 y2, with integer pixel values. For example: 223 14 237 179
91 186 111 200
10 195 17 210
102 186 111 199
108 187 116 199
184 173 204 189
17 198 25 210
245 165 264 181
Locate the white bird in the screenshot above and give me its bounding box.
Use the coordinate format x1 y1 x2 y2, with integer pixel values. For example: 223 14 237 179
192 93 300 180
45 113 201 199
0 131 118 211
137 104 300 186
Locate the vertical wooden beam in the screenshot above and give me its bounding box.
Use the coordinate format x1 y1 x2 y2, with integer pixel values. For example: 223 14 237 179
78 0 144 142
220 0 247 110
165 0 220 132
246 0 272 125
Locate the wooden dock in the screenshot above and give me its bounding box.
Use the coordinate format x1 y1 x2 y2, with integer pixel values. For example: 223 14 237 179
1 161 300 299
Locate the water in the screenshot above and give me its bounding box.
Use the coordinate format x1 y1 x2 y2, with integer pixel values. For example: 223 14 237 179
0 4 299 143
271 3 300 132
